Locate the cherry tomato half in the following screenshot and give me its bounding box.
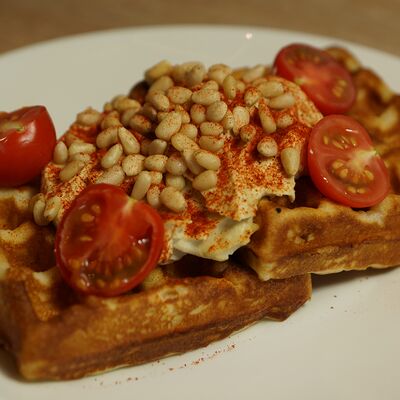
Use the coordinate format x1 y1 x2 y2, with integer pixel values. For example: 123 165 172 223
55 184 165 297
0 106 56 187
273 43 356 115
308 115 390 208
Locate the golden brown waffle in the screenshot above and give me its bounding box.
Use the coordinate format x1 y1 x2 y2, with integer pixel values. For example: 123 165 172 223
242 47 400 280
0 186 311 380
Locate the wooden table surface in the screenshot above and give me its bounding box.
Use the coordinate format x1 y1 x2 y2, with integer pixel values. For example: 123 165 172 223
1 0 399 57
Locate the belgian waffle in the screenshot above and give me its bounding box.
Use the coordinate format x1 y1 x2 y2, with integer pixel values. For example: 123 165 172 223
0 186 311 380
242 47 400 280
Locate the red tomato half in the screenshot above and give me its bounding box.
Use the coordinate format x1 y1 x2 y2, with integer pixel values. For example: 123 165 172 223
273 43 356 115
308 115 390 208
55 184 165 297
0 106 56 187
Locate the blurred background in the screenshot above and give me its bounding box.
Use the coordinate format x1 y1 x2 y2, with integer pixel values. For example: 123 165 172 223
1 0 399 56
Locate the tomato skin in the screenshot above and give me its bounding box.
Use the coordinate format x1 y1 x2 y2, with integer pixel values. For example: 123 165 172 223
308 115 390 208
273 43 356 115
55 184 164 297
0 106 57 187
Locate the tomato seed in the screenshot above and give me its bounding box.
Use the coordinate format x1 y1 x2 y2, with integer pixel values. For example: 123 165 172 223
80 235 93 242
339 168 349 179
81 213 95 222
91 204 101 215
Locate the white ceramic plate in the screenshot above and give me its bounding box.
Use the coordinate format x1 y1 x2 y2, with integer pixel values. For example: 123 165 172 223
1 26 399 400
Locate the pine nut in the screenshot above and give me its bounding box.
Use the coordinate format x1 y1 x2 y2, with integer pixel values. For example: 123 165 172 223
103 102 113 112
101 112 122 130
29 193 44 214
190 104 206 124
258 98 276 134
185 63 206 87
281 147 300 176
160 187 187 212
276 114 294 129
64 132 82 147
182 149 204 175
258 81 284 98
175 106 191 124
244 87 261 106
131 171 152 200
171 133 198 152
269 93 295 109
208 64 232 85
110 94 127 106
118 127 140 155
252 77 268 87
113 97 141 113
76 108 102 126
198 136 225 152
222 75 237 99
59 160 85 182
166 173 186 190
103 101 114 113
192 89 220 106
257 137 278 157
179 123 198 140
121 108 139 127
155 111 182 140
170 64 186 85
166 154 187 175
148 92 170 112
221 110 234 131
141 138 152 155
33 197 48 226
149 171 163 185
240 124 257 142
101 144 123 169
192 170 218 191
69 153 91 163
148 139 168 155
206 101 228 122
149 75 174 93
167 86 193 104
202 80 219 91
68 142 96 157
129 114 152 135
96 126 119 148
145 60 173 84
122 154 145 176
200 121 223 136
144 155 168 172
43 196 61 222
53 141 68 164
242 65 265 83
146 185 161 208
236 80 246 92
232 106 250 134
96 165 125 185
157 111 169 122
194 150 221 170
140 103 158 122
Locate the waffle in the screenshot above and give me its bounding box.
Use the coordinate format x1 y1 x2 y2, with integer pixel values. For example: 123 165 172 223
0 186 311 380
242 47 400 280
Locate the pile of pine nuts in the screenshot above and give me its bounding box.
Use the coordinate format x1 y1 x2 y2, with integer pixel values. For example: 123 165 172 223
33 60 302 225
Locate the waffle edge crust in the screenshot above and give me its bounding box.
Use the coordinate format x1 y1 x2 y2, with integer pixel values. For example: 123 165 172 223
0 189 311 380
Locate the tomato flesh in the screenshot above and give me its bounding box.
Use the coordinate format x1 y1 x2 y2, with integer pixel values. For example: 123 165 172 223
55 184 164 296
308 115 390 208
273 43 356 115
0 106 56 187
